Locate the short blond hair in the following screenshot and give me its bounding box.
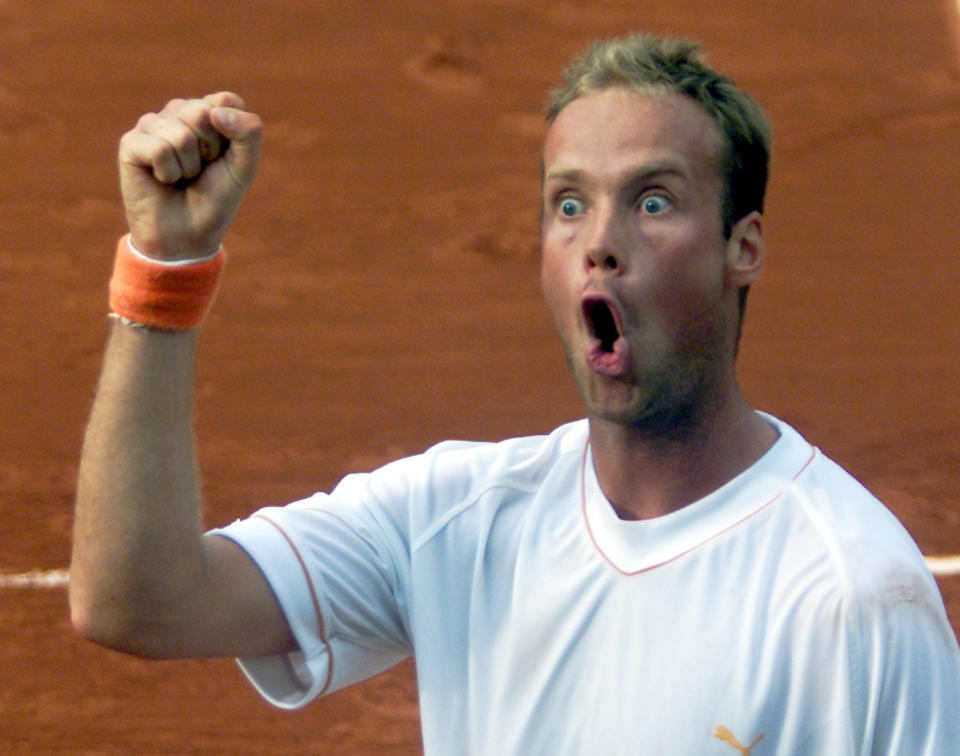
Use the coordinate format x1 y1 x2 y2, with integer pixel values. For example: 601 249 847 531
546 33 771 237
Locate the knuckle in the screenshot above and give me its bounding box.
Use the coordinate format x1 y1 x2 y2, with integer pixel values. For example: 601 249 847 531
135 112 160 131
159 97 187 115
205 91 243 108
182 98 214 121
163 122 197 153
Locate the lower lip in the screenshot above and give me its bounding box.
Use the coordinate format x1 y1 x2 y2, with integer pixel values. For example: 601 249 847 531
585 338 629 377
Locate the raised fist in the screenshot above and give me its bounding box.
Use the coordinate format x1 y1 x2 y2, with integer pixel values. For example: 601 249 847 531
118 92 263 261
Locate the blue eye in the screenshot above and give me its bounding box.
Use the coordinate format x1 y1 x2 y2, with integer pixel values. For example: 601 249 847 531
559 197 585 218
641 195 670 215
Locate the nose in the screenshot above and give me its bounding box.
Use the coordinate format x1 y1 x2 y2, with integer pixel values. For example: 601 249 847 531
583 205 624 275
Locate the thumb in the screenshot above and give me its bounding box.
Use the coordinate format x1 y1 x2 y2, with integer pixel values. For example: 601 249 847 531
210 106 263 186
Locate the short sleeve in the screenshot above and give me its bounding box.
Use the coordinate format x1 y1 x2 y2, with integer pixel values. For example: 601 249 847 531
211 473 414 709
848 556 960 753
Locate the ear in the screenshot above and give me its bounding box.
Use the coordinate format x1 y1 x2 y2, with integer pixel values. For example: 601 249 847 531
724 211 764 288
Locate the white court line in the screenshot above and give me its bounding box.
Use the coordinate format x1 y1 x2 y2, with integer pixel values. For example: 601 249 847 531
0 558 960 589
925 556 960 577
0 568 70 589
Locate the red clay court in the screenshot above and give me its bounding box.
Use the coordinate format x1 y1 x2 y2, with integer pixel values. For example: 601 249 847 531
1 0 959 752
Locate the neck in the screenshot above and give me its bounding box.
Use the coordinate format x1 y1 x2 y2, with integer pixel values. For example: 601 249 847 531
588 392 778 520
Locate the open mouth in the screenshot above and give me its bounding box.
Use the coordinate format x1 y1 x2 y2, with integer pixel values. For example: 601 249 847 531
583 298 621 353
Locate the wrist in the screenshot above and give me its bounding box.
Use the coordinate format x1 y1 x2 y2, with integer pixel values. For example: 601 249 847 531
108 234 227 330
126 234 222 267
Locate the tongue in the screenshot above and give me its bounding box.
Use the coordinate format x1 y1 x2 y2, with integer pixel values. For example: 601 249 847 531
587 336 628 377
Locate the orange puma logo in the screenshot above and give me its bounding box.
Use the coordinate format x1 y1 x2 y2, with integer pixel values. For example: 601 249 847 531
713 725 764 754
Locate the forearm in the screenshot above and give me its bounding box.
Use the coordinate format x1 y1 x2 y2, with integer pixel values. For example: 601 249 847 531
70 319 208 654
69 94 285 659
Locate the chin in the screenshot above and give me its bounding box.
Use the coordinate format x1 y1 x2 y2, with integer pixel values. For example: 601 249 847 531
586 384 708 440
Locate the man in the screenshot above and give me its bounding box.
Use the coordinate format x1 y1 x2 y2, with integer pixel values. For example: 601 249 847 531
71 34 960 753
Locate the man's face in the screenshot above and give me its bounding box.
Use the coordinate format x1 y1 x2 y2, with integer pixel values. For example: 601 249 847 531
540 88 741 430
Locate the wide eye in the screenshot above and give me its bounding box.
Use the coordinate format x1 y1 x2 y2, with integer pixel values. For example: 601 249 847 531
558 197 585 218
640 194 671 215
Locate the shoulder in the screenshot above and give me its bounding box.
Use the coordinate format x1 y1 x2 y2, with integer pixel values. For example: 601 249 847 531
762 415 926 569
760 415 946 628
790 444 931 596
318 420 588 537
342 419 587 500
792 461 960 746
765 420 954 651
421 419 588 488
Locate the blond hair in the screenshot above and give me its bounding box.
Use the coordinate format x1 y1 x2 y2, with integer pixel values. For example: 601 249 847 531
546 33 771 237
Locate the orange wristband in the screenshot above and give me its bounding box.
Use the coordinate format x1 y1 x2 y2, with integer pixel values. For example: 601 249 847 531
108 234 227 330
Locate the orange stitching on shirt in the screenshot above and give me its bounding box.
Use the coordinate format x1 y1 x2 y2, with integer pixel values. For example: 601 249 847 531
580 440 818 576
252 513 335 696
713 725 764 754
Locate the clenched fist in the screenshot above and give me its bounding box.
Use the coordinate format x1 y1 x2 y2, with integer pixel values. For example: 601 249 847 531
119 92 263 261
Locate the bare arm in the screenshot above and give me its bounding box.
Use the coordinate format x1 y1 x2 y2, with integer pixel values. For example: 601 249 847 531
70 93 296 658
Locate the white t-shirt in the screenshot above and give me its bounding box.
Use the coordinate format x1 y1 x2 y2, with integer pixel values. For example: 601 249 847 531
214 415 960 754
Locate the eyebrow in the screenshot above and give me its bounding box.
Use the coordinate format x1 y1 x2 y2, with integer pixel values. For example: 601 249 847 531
543 160 688 187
